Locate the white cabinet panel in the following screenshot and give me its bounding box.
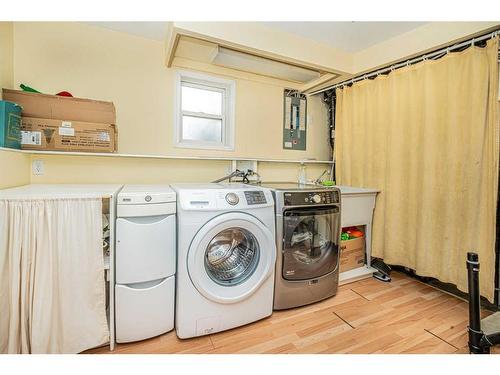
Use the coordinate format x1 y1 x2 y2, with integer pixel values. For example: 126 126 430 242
341 195 375 227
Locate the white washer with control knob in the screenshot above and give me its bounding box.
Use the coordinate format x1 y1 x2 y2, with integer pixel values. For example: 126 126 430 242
171 183 276 339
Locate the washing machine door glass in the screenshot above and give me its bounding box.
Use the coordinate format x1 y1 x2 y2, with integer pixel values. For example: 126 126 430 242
205 228 260 286
188 212 276 304
282 206 340 281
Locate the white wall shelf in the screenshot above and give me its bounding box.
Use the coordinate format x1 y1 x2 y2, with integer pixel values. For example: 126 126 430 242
0 147 333 165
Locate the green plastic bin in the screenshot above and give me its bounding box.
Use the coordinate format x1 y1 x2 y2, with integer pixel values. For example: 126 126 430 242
0 100 22 149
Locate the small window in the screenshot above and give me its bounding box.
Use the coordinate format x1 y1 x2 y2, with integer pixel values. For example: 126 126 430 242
175 71 235 150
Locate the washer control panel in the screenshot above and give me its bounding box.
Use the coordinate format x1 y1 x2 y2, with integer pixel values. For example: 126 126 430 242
181 188 272 210
244 191 267 205
284 190 339 206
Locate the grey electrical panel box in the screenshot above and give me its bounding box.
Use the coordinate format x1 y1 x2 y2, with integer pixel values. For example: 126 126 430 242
283 90 307 150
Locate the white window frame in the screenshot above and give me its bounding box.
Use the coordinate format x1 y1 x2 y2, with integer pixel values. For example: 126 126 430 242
174 70 235 151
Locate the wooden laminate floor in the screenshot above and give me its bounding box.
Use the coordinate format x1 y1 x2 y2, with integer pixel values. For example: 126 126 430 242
86 271 499 354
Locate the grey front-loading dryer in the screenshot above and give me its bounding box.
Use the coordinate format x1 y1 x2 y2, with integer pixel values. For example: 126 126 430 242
260 183 341 310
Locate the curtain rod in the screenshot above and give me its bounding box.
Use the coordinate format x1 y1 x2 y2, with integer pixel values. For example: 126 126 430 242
310 29 500 96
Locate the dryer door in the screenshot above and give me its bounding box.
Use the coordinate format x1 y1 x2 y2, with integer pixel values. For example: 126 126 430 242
187 212 276 304
282 206 340 281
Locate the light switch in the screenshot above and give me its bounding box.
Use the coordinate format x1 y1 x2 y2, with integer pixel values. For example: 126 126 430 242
32 160 44 175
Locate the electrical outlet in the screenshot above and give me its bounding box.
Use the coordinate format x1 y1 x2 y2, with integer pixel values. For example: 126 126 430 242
32 160 44 175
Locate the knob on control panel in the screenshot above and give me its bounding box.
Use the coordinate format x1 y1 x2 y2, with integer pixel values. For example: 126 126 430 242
312 194 322 204
225 192 239 205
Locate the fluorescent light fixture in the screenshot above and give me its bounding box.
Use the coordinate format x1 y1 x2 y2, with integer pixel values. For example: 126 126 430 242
212 47 321 83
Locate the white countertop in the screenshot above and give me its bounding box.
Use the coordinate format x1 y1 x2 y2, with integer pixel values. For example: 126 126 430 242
0 184 123 199
335 185 380 195
0 183 379 198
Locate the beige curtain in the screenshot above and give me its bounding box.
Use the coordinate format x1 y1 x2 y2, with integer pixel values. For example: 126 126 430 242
336 38 499 301
0 198 109 353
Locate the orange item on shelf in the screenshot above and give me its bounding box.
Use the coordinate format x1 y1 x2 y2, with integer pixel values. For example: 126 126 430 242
349 230 364 238
342 226 365 239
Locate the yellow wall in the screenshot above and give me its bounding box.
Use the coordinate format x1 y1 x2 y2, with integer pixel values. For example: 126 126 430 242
10 22 330 185
28 154 329 185
13 22 329 160
0 149 30 189
0 22 13 90
0 22 27 189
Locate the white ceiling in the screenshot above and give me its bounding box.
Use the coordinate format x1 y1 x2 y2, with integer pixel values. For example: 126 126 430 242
86 22 168 41
87 21 428 53
261 22 427 53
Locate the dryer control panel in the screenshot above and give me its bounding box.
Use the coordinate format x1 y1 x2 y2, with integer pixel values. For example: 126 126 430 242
284 190 340 206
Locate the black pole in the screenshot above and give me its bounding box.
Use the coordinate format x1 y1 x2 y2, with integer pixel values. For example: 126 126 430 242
467 252 490 354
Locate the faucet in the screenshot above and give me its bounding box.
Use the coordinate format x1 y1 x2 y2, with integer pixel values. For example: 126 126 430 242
314 169 329 185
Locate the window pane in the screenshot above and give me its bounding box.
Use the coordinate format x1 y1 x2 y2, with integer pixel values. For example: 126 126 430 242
182 116 222 143
181 84 223 116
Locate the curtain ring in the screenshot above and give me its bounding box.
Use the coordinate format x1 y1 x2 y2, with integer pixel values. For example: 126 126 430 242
471 38 475 47
446 47 450 54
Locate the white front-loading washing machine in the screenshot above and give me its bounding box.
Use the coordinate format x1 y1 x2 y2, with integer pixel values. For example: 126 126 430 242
171 183 276 339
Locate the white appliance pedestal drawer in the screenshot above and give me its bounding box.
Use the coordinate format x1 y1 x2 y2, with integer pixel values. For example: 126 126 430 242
115 276 175 343
116 214 176 284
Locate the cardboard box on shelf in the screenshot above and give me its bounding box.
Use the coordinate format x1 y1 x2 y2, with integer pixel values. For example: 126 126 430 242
2 89 116 124
2 89 117 153
21 117 117 153
339 236 365 273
